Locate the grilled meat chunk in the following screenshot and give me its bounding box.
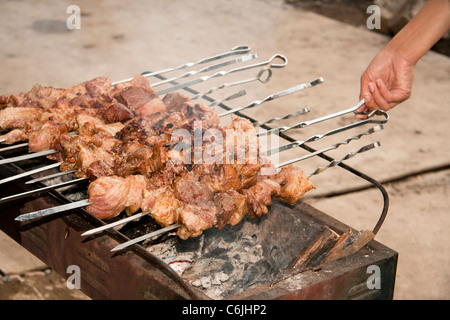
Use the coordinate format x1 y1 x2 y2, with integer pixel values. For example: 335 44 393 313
214 189 248 230
273 165 315 205
242 179 281 217
28 122 68 152
141 186 181 227
173 172 214 204
162 92 189 112
87 176 131 219
124 175 152 215
177 202 217 240
0 107 43 131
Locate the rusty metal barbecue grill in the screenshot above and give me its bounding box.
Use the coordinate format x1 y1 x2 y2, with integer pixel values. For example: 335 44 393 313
0 46 397 300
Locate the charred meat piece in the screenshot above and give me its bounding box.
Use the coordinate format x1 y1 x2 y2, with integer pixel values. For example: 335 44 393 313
28 122 68 153
173 171 214 204
177 201 218 240
115 143 165 177
242 179 281 218
101 102 135 123
162 92 189 112
214 189 248 230
119 84 166 116
273 165 315 205
141 186 181 227
192 163 242 193
84 76 112 98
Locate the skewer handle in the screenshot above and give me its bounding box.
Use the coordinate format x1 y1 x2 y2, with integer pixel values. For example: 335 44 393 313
112 45 251 85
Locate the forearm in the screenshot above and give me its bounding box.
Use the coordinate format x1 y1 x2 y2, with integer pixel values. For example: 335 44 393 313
385 0 450 64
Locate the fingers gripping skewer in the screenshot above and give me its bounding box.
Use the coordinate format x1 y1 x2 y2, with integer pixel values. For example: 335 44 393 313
219 77 324 117
113 46 251 85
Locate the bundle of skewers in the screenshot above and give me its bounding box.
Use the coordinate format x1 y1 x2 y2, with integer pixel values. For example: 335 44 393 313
0 46 389 251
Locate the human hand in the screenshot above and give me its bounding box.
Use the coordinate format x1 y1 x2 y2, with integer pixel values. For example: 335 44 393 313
355 48 416 119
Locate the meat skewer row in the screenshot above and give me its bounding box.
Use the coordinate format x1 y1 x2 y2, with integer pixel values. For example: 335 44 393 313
84 140 381 243
83 116 314 239
85 164 314 240
0 75 174 148
0 43 252 144
47 95 220 180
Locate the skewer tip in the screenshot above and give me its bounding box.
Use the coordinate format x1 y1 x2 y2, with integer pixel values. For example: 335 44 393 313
310 77 324 86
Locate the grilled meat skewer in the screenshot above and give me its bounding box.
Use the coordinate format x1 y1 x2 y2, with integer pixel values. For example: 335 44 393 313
86 164 314 240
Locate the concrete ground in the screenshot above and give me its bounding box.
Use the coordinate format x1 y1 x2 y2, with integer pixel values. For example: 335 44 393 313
0 0 449 300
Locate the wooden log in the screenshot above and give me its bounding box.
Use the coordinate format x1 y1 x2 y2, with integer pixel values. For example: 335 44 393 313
289 226 340 271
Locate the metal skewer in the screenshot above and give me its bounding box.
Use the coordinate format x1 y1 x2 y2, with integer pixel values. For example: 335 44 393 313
111 223 182 252
258 99 367 137
112 45 251 85
0 149 57 165
208 90 247 108
0 162 62 186
275 124 384 168
15 199 91 221
219 77 324 117
253 107 310 127
0 177 88 205
151 53 258 88
264 110 388 156
25 170 77 184
156 54 288 96
190 68 272 102
0 142 28 153
81 211 148 237
110 131 382 252
307 142 381 178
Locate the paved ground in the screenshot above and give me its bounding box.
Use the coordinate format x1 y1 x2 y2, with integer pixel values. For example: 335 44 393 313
0 0 449 300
